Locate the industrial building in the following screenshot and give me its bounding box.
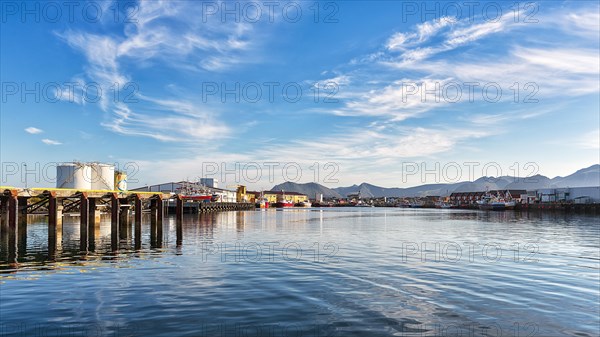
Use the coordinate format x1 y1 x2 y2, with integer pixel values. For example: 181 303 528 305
449 190 526 205
130 181 238 202
246 191 309 204
534 187 600 204
199 178 218 188
449 187 600 205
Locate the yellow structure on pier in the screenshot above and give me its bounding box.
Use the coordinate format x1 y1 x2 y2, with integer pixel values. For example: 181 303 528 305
246 190 308 204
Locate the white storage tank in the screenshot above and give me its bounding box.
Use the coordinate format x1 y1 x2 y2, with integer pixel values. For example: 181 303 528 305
90 163 115 190
56 163 92 190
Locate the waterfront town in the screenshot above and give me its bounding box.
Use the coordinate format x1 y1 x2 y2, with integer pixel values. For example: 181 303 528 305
2 1 598 335
3 162 598 219
132 179 600 211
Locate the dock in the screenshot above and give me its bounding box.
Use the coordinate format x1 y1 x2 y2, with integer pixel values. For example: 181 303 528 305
0 187 254 264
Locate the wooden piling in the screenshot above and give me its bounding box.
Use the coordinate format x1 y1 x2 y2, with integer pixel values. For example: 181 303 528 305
0 188 255 262
47 192 58 259
150 198 157 247
79 193 89 253
17 197 27 258
134 195 142 250
17 196 27 212
156 196 163 246
176 195 183 246
119 204 130 241
110 193 119 251
176 195 184 221
0 196 8 262
88 198 96 251
7 191 18 264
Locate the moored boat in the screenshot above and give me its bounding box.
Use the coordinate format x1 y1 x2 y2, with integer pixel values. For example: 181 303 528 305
274 200 294 208
254 191 270 208
275 190 295 208
256 197 269 209
477 191 516 211
184 195 213 202
354 200 374 207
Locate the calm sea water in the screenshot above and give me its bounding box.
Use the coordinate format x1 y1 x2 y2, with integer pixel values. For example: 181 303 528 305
0 208 598 337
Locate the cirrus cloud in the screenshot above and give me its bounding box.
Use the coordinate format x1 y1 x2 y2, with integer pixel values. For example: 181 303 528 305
25 127 43 134
41 139 62 145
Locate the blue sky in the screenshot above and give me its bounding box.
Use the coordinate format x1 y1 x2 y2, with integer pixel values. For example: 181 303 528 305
1 0 599 189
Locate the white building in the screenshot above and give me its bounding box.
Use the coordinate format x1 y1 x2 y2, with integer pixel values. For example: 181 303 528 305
200 178 218 188
535 186 600 203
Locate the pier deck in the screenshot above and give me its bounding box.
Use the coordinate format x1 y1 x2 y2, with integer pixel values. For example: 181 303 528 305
0 187 255 265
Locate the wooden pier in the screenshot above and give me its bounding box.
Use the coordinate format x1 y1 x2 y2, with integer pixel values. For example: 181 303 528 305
0 187 254 264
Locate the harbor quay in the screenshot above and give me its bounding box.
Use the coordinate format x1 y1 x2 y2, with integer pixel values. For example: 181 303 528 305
0 186 254 265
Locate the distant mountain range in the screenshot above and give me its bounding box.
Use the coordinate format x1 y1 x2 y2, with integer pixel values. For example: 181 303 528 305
271 164 600 198
270 181 343 199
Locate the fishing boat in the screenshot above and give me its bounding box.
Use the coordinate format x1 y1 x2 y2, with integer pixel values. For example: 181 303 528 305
477 191 516 211
256 198 269 208
178 181 214 202
298 200 312 207
254 191 270 208
435 201 453 209
477 197 505 211
274 190 294 208
274 200 294 208
184 195 213 202
256 198 269 209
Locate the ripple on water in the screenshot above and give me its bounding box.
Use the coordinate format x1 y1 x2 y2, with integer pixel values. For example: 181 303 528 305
0 210 598 337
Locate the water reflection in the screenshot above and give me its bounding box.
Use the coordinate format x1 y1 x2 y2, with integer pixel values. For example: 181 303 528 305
0 210 246 271
2 209 597 271
0 208 598 337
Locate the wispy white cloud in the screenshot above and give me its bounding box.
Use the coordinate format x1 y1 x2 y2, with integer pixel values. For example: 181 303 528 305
56 30 131 110
330 78 455 119
79 131 93 140
513 47 599 75
318 74 352 87
565 11 600 38
25 127 43 134
319 5 600 120
576 129 600 150
386 16 457 51
467 103 569 128
313 13 526 119
402 46 600 97
41 139 62 145
115 1 255 71
130 124 491 188
102 102 230 142
383 11 523 66
253 125 490 164
57 0 260 143
54 77 86 104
